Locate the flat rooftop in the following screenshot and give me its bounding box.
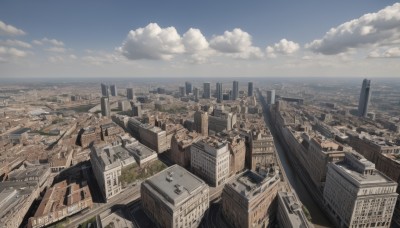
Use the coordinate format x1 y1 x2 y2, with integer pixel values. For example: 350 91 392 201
334 161 395 185
144 165 207 206
94 145 136 169
8 165 49 182
278 192 310 228
125 143 156 161
227 170 279 199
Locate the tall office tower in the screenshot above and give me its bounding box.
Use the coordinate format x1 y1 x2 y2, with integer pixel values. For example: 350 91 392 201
232 81 239 100
193 87 199 101
101 83 109 97
203 82 211 99
110 84 117 96
216 82 223 103
248 82 253 96
267 90 276 105
194 110 208 136
185 81 192 95
126 88 134 100
100 97 110 117
179 86 185 97
131 102 142 117
323 152 398 228
358 79 371 117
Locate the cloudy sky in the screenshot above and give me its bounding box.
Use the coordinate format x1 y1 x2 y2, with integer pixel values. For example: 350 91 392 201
0 0 399 78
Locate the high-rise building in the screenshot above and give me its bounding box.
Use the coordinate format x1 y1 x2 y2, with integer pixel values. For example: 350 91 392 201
126 88 134 100
194 110 208 136
267 90 275 105
141 165 209 228
101 83 109 97
193 87 199 102
222 169 280 228
191 136 230 187
179 86 185 97
323 152 398 228
110 84 117 96
216 82 223 103
185 81 192 95
358 78 371 117
100 97 110 117
131 102 142 117
232 81 239 100
203 82 211 99
248 82 253 97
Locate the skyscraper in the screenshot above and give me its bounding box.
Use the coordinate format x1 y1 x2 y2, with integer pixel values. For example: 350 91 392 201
267 90 275 105
101 83 109 97
101 97 110 117
193 87 199 102
110 84 117 96
232 81 239 100
194 110 208 136
358 79 371 117
203 82 211 99
248 82 253 97
179 86 185 97
216 82 223 103
126 88 134 100
185 81 192 95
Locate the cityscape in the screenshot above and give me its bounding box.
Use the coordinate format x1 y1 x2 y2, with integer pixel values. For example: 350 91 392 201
1 1 400 228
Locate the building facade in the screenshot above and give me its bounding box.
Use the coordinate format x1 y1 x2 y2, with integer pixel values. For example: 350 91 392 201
232 80 239 100
90 144 136 201
191 137 230 187
194 110 208 136
216 82 223 103
323 152 398 228
358 78 371 117
222 169 280 228
248 82 253 97
101 96 110 117
141 165 209 228
203 82 211 99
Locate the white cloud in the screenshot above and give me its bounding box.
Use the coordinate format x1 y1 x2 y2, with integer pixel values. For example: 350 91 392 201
368 47 400 58
82 51 122 65
209 28 263 59
0 20 26 36
46 47 66 53
210 28 252 53
33 37 64 46
306 3 400 55
266 39 300 58
119 23 184 60
0 46 28 62
182 28 209 53
0 39 31 48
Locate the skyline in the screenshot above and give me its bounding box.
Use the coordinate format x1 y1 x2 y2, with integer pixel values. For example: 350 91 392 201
0 1 400 78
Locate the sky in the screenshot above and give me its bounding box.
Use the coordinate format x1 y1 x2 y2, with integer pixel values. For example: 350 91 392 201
0 0 399 78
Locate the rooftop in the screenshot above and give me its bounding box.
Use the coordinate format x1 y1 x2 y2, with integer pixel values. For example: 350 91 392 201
278 192 310 228
226 169 279 200
334 152 396 186
144 165 207 206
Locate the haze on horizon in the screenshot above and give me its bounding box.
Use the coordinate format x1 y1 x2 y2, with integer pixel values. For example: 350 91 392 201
0 0 399 78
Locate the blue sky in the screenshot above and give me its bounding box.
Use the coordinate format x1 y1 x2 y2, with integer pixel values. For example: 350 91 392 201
0 0 399 78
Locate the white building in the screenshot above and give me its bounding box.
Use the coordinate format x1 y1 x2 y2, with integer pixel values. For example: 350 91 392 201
90 143 136 201
191 137 230 187
323 152 398 228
